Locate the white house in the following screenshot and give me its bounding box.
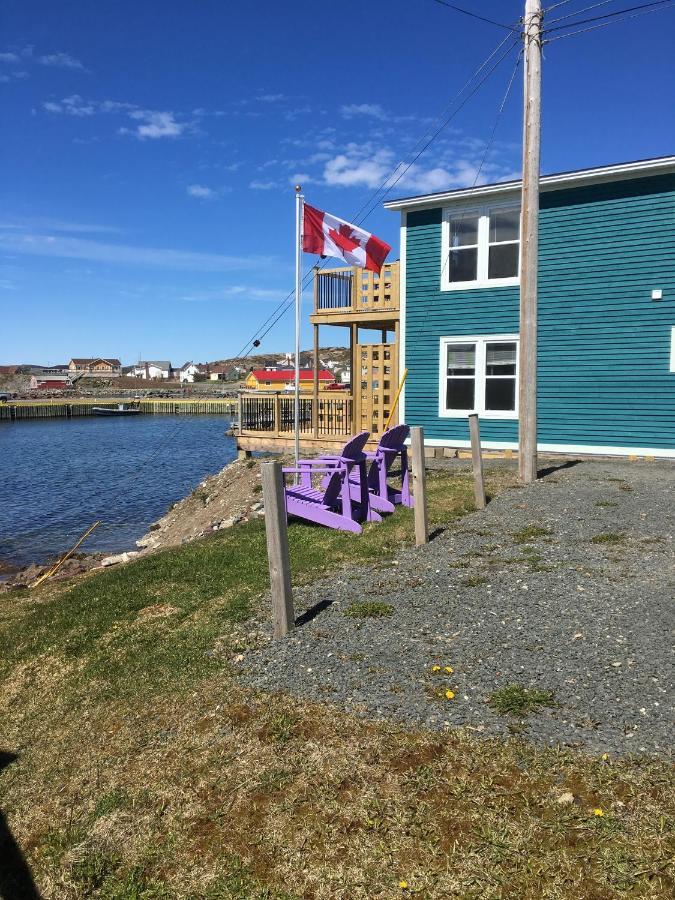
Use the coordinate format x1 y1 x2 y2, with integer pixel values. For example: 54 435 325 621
178 362 204 383
132 361 172 380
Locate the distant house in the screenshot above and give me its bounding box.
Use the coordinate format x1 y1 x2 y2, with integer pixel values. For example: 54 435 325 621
384 155 675 458
244 368 335 392
30 371 73 389
208 365 231 381
68 358 122 377
178 362 204 383
131 360 172 380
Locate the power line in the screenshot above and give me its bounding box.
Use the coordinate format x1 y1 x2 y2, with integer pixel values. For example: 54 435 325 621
545 0 675 37
546 0 619 24
348 31 516 224
430 0 520 31
250 37 522 348
229 31 522 364
545 0 674 31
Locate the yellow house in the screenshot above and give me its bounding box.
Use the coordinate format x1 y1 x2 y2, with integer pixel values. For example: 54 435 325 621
245 368 335 391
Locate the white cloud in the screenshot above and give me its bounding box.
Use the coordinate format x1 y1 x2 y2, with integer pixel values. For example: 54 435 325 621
340 103 386 120
0 232 275 272
187 184 215 199
43 94 95 116
181 285 288 302
129 110 185 139
249 180 277 191
0 216 122 235
323 147 393 189
38 52 86 71
256 93 285 103
0 52 20 63
42 95 189 140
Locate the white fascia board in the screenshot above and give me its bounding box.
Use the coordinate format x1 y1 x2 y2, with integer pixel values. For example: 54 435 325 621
383 156 675 212
421 437 675 459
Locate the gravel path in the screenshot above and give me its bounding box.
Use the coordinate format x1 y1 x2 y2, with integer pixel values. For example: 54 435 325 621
242 460 674 756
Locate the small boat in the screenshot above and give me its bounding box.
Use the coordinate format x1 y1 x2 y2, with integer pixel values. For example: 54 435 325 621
92 404 141 416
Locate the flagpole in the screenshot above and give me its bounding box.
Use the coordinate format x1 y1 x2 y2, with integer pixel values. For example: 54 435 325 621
294 185 303 465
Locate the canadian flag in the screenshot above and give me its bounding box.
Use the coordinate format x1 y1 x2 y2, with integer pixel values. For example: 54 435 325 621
302 203 391 273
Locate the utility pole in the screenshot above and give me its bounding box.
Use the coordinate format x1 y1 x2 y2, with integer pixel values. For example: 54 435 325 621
518 0 543 484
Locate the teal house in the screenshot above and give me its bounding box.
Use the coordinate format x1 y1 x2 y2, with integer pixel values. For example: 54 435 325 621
384 156 675 459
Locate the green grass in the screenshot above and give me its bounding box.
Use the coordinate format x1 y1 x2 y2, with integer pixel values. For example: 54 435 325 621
1 466 674 899
344 600 394 619
512 524 553 544
461 575 488 587
488 684 555 717
591 532 626 545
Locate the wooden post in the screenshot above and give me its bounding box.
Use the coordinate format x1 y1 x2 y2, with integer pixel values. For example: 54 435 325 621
350 322 359 434
261 461 294 639
468 414 486 510
274 392 282 437
518 0 543 484
410 426 428 546
312 322 319 437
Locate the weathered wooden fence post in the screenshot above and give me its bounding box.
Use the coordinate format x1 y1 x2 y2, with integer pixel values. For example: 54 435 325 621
261 461 295 638
410 426 429 546
468 414 486 510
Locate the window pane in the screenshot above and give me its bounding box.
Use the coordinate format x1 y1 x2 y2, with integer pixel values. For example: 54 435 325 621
450 215 479 247
446 343 475 376
486 342 517 375
449 247 478 283
488 242 519 279
490 209 520 243
485 378 516 411
446 378 475 410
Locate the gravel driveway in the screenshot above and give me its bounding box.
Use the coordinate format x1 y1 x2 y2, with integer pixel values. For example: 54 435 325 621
243 460 674 756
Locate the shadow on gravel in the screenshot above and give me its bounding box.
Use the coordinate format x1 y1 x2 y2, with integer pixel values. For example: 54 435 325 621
537 459 580 479
295 598 334 627
429 526 447 541
0 750 42 900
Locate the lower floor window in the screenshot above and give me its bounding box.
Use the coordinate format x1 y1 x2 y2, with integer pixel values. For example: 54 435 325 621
440 334 519 418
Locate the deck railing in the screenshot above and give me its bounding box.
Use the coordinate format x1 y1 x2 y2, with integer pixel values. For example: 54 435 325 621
239 391 353 437
314 263 400 317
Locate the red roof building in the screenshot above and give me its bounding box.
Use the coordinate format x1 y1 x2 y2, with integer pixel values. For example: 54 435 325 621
245 368 335 391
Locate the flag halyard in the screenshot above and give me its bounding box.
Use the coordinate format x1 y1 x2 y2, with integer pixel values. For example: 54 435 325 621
302 203 391 273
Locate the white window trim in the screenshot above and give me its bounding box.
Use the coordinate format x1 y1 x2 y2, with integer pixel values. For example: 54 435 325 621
438 334 519 419
670 326 675 372
441 201 520 291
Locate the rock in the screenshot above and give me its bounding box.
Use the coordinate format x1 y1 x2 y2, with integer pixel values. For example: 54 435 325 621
101 551 140 567
251 502 264 512
556 791 575 805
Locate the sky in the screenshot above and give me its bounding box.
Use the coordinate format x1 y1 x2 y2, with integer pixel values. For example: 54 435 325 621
2 0 674 366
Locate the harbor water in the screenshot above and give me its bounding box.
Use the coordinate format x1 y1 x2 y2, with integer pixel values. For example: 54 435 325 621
0 415 237 568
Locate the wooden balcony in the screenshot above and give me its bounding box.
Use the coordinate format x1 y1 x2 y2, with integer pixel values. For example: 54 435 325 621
237 390 359 454
310 261 400 327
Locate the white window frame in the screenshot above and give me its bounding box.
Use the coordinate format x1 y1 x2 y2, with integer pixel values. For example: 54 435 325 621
670 326 675 372
441 201 520 291
438 334 520 419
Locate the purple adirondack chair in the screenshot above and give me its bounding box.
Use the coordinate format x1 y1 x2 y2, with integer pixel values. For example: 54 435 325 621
282 431 380 533
321 424 413 514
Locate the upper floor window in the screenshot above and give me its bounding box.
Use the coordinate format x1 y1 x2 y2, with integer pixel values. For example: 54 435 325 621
441 204 520 290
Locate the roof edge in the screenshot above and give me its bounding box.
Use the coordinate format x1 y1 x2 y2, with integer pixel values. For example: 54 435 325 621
383 156 675 212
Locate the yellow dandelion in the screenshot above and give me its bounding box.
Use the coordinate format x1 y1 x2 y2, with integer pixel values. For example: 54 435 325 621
399 880 409 890
445 689 455 700
444 666 454 674
593 807 604 817
601 753 609 761
431 665 441 672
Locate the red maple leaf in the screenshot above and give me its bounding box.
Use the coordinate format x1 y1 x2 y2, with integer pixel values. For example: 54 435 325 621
328 223 362 255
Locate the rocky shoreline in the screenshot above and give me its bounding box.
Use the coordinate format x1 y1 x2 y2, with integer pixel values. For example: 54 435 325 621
1 457 267 591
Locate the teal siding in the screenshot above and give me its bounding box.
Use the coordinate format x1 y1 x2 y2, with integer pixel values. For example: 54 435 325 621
404 174 675 450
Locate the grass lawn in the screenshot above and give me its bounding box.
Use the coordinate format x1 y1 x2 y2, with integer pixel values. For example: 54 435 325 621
1 468 673 899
